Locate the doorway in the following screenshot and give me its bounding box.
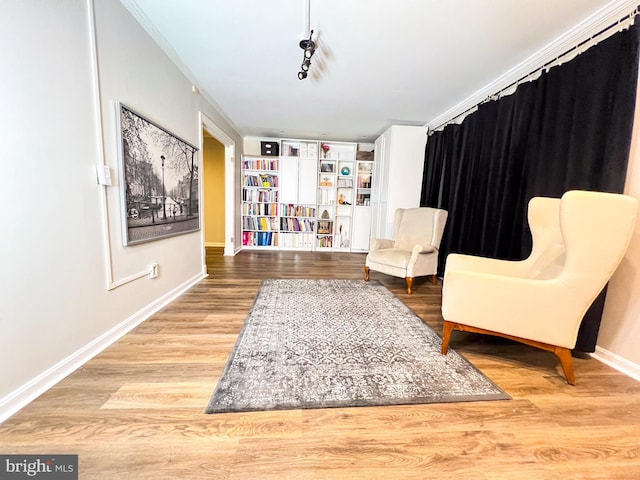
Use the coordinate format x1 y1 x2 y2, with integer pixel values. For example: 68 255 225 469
200 113 236 275
202 131 225 255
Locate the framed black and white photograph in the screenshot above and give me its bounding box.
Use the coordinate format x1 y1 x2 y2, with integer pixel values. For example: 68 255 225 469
118 103 200 245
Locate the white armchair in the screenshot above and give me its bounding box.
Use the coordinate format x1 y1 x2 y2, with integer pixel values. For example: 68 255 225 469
441 190 638 384
364 207 448 294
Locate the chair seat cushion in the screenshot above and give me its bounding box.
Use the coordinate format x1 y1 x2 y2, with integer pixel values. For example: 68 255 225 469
367 248 411 268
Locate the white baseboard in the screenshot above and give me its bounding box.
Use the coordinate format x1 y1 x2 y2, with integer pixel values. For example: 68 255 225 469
0 272 205 424
592 346 640 382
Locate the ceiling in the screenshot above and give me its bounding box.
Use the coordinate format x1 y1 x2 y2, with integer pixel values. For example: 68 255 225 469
124 0 622 142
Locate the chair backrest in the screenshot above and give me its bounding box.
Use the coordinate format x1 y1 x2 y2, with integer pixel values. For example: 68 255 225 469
393 207 448 251
559 191 638 300
526 196 565 279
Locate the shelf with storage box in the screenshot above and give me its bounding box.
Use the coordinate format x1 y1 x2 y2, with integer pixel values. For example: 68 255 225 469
279 139 318 250
241 155 280 248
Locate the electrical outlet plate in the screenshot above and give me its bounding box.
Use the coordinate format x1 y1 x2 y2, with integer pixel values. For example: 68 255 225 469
149 263 158 279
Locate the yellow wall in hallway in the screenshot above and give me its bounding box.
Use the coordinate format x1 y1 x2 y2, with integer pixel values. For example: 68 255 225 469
203 135 225 245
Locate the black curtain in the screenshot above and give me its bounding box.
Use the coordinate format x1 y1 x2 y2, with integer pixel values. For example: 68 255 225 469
421 24 640 352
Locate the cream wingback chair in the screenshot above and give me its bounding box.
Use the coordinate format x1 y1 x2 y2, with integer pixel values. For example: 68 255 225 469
364 207 448 294
441 190 638 385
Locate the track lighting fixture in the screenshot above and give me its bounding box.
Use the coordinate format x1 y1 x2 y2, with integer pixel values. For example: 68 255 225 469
298 29 315 80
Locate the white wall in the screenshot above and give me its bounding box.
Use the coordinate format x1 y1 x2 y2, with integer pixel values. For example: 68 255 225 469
597 65 640 378
0 0 241 421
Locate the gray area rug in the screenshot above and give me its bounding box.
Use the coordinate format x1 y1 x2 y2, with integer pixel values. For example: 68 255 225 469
206 279 509 413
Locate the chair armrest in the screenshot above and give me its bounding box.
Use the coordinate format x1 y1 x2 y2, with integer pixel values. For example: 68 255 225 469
442 270 584 349
412 244 436 254
445 253 531 278
370 238 394 251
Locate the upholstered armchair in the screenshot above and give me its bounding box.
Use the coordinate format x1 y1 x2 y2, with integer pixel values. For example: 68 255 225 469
364 207 448 294
441 190 638 384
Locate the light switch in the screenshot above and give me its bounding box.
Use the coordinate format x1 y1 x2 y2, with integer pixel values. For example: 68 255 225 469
96 165 112 186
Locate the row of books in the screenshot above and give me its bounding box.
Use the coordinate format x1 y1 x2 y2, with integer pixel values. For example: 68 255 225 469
280 204 316 217
243 174 279 188
242 202 279 216
242 158 278 171
242 231 277 246
242 216 279 231
280 217 314 232
242 189 279 202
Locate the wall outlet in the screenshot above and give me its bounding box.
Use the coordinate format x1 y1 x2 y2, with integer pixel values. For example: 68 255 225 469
149 263 159 279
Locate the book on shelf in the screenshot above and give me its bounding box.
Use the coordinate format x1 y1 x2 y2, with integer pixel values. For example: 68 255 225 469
242 158 278 170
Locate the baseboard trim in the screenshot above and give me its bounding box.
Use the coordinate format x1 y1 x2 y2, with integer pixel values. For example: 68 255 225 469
592 346 640 382
0 272 204 424
205 242 225 247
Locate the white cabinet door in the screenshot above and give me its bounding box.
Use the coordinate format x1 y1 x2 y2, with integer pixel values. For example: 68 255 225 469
370 126 426 239
279 157 298 204
298 157 317 205
280 156 317 205
352 206 372 251
370 134 387 239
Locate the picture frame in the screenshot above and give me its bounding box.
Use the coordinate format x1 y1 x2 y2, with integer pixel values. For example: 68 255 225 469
117 103 200 246
320 161 335 173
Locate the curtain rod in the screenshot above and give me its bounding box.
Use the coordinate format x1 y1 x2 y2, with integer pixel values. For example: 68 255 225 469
428 5 640 135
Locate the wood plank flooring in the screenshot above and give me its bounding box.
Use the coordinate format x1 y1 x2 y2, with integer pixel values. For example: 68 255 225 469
2 249 640 479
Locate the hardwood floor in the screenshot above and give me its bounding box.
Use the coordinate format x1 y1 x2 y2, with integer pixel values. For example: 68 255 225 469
2 250 640 479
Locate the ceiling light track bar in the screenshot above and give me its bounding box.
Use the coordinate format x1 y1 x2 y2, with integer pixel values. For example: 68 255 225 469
304 0 311 37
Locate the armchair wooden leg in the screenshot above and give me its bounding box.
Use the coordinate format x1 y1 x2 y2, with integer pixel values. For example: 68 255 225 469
441 321 455 354
431 274 438 285
406 277 414 294
364 266 370 281
555 347 576 385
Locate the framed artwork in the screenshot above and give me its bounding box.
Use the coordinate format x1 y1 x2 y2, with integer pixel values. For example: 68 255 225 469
320 161 335 173
117 103 200 245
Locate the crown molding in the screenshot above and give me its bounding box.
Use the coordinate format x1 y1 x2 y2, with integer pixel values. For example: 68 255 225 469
119 0 242 138
426 0 640 130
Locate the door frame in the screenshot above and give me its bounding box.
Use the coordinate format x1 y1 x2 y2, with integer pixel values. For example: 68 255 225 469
199 113 236 266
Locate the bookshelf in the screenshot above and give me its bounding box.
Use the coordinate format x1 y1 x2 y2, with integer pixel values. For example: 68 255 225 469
240 138 373 252
241 155 279 247
279 140 318 250
352 160 374 251
316 142 357 250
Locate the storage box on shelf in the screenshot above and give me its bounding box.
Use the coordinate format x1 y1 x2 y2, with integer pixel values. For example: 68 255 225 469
241 155 279 248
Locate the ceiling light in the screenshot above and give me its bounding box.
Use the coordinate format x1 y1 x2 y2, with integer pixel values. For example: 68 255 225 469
297 30 315 80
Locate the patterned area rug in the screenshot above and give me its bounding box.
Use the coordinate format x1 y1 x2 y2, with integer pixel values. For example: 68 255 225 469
205 279 509 413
